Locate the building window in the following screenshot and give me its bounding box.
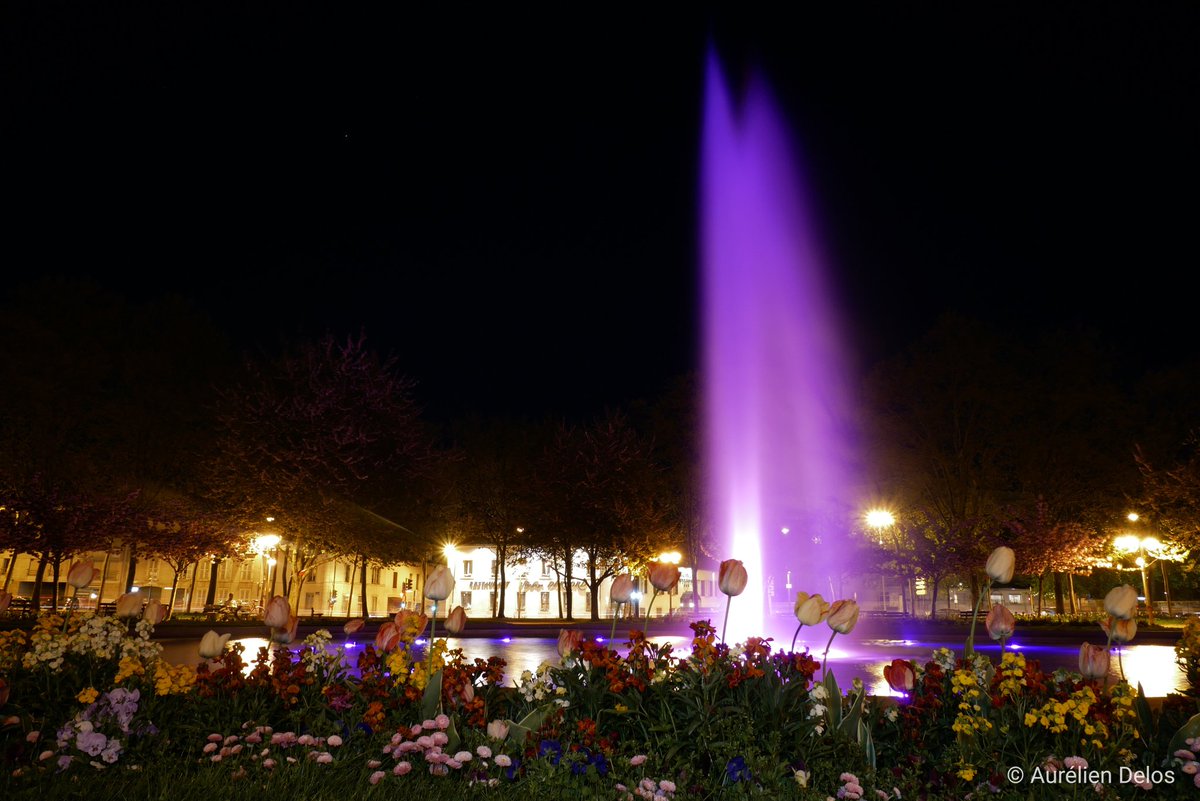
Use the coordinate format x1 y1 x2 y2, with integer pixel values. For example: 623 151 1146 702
540 561 551 578
370 566 381 584
462 560 473 577
392 571 398 589
240 561 253 580
540 592 550 612
344 563 352 583
461 590 472 609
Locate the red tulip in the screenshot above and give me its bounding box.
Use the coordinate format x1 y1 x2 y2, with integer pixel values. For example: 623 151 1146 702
882 658 916 692
374 621 401 652
985 604 1015 641
718 559 748 597
394 609 429 638
0 677 9 706
263 595 291 628
444 606 467 635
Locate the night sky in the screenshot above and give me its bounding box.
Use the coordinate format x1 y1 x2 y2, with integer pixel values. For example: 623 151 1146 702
5 4 1197 421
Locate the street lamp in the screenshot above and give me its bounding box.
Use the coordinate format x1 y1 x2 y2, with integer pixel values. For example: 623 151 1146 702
866 509 899 613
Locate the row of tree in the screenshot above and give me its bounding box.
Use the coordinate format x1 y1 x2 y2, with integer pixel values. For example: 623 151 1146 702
1 280 1198 620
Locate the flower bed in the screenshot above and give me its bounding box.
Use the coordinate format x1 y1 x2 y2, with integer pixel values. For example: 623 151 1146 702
2 559 1200 799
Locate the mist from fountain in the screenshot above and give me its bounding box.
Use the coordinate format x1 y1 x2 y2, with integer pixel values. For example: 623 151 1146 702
701 49 859 645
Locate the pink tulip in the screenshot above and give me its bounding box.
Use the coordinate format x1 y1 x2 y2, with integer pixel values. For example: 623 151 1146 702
423 566 455 601
263 595 291 628
1079 642 1109 679
66 561 96 589
394 609 429 636
143 599 166 625
826 599 860 634
1100 616 1137 644
486 720 509 741
271 614 299 644
609 574 635 604
374 621 401 652
647 562 680 592
199 630 231 659
114 592 142 619
1104 585 1139 620
343 618 365 635
444 605 467 635
985 604 1015 641
718 559 748 597
557 628 584 658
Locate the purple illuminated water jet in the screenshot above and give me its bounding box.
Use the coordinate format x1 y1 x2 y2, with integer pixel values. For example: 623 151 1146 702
702 49 858 644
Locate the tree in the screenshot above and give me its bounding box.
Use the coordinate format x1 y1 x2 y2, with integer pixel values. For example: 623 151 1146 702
207 332 438 612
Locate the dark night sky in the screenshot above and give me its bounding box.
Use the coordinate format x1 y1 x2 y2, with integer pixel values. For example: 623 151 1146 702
4 3 1197 421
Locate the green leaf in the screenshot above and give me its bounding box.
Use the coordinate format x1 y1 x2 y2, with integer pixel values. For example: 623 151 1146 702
1133 682 1154 745
839 688 864 737
419 669 443 721
1167 711 1200 756
445 715 460 753
823 671 842 731
859 719 876 770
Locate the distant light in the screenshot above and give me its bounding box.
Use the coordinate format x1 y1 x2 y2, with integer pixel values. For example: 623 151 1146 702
1127 512 1139 522
865 509 895 528
630 591 642 601
780 527 790 535
594 636 604 643
657 551 681 564
501 637 511 643
89 592 98 599
130 586 140 593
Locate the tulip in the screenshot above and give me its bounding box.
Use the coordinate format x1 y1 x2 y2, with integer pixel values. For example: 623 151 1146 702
820 599 860 679
557 628 584 659
882 659 915 693
826 599 860 634
271 614 299 644
610 574 635 604
647 563 680 592
718 559 748 597
424 566 455 601
1104 584 1139 621
486 719 509 741
0 590 11 613
0 677 8 706
1079 642 1109 680
1101 616 1137 644
374 621 401 652
199 630 231 659
790 591 830 652
143 599 166 625
717 558 749 644
343 618 365 636
795 593 831 626
444 606 467 636
985 603 1016 646
608 573 636 641
263 595 291 628
985 546 1015 584
114 592 142 620
66 561 96 589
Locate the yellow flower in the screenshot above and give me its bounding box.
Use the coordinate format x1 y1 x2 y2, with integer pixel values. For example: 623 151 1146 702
957 766 977 782
76 687 99 704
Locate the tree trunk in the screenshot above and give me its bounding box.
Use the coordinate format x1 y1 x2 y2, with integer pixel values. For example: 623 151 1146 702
186 561 199 612
98 551 112 609
124 550 138 594
588 550 601 621
1035 573 1044 616
50 555 62 612
1068 573 1078 614
1161 561 1174 616
927 574 941 620
2 549 16 591
168 565 180 617
346 560 356 616
563 550 574 620
1053 572 1065 615
359 554 370 619
32 553 49 611
280 547 291 600
204 559 220 608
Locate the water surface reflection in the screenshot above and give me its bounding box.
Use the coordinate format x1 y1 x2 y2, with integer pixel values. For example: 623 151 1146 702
158 634 1185 697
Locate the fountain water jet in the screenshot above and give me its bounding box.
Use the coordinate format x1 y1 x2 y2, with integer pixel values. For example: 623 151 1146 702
701 49 858 645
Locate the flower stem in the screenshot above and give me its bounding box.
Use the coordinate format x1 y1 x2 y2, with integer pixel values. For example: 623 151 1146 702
427 602 438 677
721 595 733 644
1104 620 1115 688
790 623 804 653
610 602 621 644
643 590 660 634
821 629 838 678
964 578 992 659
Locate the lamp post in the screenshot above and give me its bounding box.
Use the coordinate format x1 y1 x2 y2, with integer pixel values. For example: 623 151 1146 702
1114 531 1158 624
866 509 898 613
